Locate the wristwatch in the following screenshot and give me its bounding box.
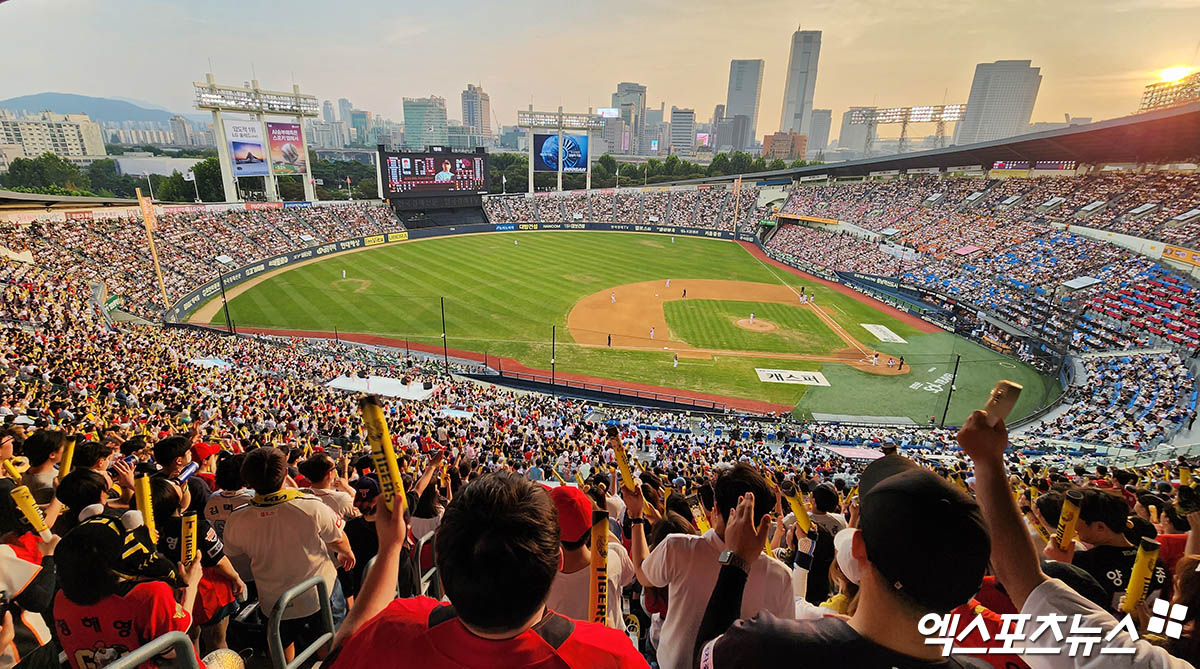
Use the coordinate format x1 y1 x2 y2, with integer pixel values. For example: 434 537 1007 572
717 550 751 574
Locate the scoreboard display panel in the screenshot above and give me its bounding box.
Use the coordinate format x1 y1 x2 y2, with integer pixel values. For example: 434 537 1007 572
381 151 488 196
1034 160 1078 170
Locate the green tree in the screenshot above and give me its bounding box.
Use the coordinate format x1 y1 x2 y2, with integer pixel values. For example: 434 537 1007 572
729 151 752 174
597 153 617 174
2 153 91 191
768 158 787 171
86 159 139 198
750 157 767 172
707 152 730 176
789 159 809 168
662 155 681 177
190 157 223 202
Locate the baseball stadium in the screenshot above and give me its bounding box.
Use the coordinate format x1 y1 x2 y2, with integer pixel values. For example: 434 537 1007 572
5 27 1200 667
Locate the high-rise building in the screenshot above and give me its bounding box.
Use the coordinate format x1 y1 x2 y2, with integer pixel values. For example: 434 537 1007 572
337 98 354 124
669 107 696 157
779 27 821 136
461 84 491 137
612 82 647 154
402 96 449 150
725 59 764 147
307 120 350 149
715 115 750 153
954 60 1042 145
322 100 336 123
0 110 106 159
837 107 874 156
712 104 725 127
169 115 192 146
808 109 832 156
349 109 371 145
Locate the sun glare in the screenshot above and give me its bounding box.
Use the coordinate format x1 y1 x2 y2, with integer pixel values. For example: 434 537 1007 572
1158 66 1193 83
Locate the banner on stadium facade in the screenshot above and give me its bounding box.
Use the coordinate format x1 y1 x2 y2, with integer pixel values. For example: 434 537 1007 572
226 120 269 177
266 122 308 175
1163 244 1200 267
533 134 589 173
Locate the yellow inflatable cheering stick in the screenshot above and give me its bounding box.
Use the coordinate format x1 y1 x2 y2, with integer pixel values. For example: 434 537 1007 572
1054 489 1083 552
359 396 407 513
1121 537 1161 613
588 510 610 624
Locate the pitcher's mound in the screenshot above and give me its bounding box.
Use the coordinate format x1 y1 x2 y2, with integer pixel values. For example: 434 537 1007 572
735 318 777 332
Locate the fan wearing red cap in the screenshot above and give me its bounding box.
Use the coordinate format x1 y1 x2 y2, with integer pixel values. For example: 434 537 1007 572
544 485 634 630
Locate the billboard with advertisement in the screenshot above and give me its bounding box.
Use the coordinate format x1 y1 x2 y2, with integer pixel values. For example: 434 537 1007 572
696 132 710 147
226 119 269 177
533 133 588 173
379 150 488 197
597 108 620 119
266 122 307 175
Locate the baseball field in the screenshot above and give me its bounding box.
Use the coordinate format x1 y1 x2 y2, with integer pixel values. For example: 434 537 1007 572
192 231 1059 423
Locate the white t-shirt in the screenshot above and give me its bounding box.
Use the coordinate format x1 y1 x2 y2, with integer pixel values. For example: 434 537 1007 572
642 529 794 669
410 513 442 543
545 542 635 630
204 489 255 580
223 494 344 620
1020 577 1193 668
306 487 358 520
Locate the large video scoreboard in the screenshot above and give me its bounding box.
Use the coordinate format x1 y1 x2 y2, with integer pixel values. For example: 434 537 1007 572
380 150 488 197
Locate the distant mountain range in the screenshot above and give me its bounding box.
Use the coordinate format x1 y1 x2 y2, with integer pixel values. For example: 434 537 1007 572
0 93 209 125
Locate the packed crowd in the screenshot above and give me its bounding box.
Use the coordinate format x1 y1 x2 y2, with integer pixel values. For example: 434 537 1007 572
0 203 401 321
782 170 1200 247
1028 352 1197 447
767 226 902 274
765 171 1200 353
482 187 741 231
7 242 1200 667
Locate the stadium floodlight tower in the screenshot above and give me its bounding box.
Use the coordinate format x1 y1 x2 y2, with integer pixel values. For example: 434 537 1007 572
516 106 606 193
193 73 320 203
849 104 965 156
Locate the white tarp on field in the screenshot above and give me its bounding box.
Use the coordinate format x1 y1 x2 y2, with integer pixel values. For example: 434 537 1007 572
325 375 435 401
755 369 831 386
860 324 907 344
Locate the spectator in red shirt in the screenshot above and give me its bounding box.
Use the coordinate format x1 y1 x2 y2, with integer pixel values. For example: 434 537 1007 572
53 516 205 669
328 471 647 668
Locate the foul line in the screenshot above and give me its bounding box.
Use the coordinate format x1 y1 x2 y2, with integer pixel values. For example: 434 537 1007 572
746 251 870 357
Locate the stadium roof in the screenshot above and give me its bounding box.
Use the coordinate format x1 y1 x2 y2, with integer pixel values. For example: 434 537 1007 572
676 100 1200 185
0 189 138 211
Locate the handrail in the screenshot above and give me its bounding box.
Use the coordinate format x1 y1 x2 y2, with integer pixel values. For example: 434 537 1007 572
418 530 441 599
267 575 334 669
104 631 199 669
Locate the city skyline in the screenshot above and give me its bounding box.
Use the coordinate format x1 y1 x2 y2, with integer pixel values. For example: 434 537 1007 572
4 0 1199 143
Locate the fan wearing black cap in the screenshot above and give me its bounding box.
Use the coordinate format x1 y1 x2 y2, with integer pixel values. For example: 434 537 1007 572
958 410 1193 666
692 455 992 668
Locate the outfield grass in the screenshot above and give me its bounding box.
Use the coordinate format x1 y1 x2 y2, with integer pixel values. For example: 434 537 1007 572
664 300 843 354
209 231 1056 422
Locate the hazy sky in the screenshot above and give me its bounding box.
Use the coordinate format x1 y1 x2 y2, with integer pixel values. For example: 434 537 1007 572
5 0 1199 140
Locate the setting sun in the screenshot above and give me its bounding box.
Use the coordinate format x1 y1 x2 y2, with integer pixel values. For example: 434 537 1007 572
1158 65 1194 82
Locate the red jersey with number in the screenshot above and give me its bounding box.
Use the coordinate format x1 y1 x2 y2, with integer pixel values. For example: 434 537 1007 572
329 596 647 668
53 581 200 669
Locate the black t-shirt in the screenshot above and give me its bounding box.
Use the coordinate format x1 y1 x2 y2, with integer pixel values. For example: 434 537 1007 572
156 515 225 568
338 517 420 599
704 613 990 669
152 470 211 516
1071 544 1169 611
